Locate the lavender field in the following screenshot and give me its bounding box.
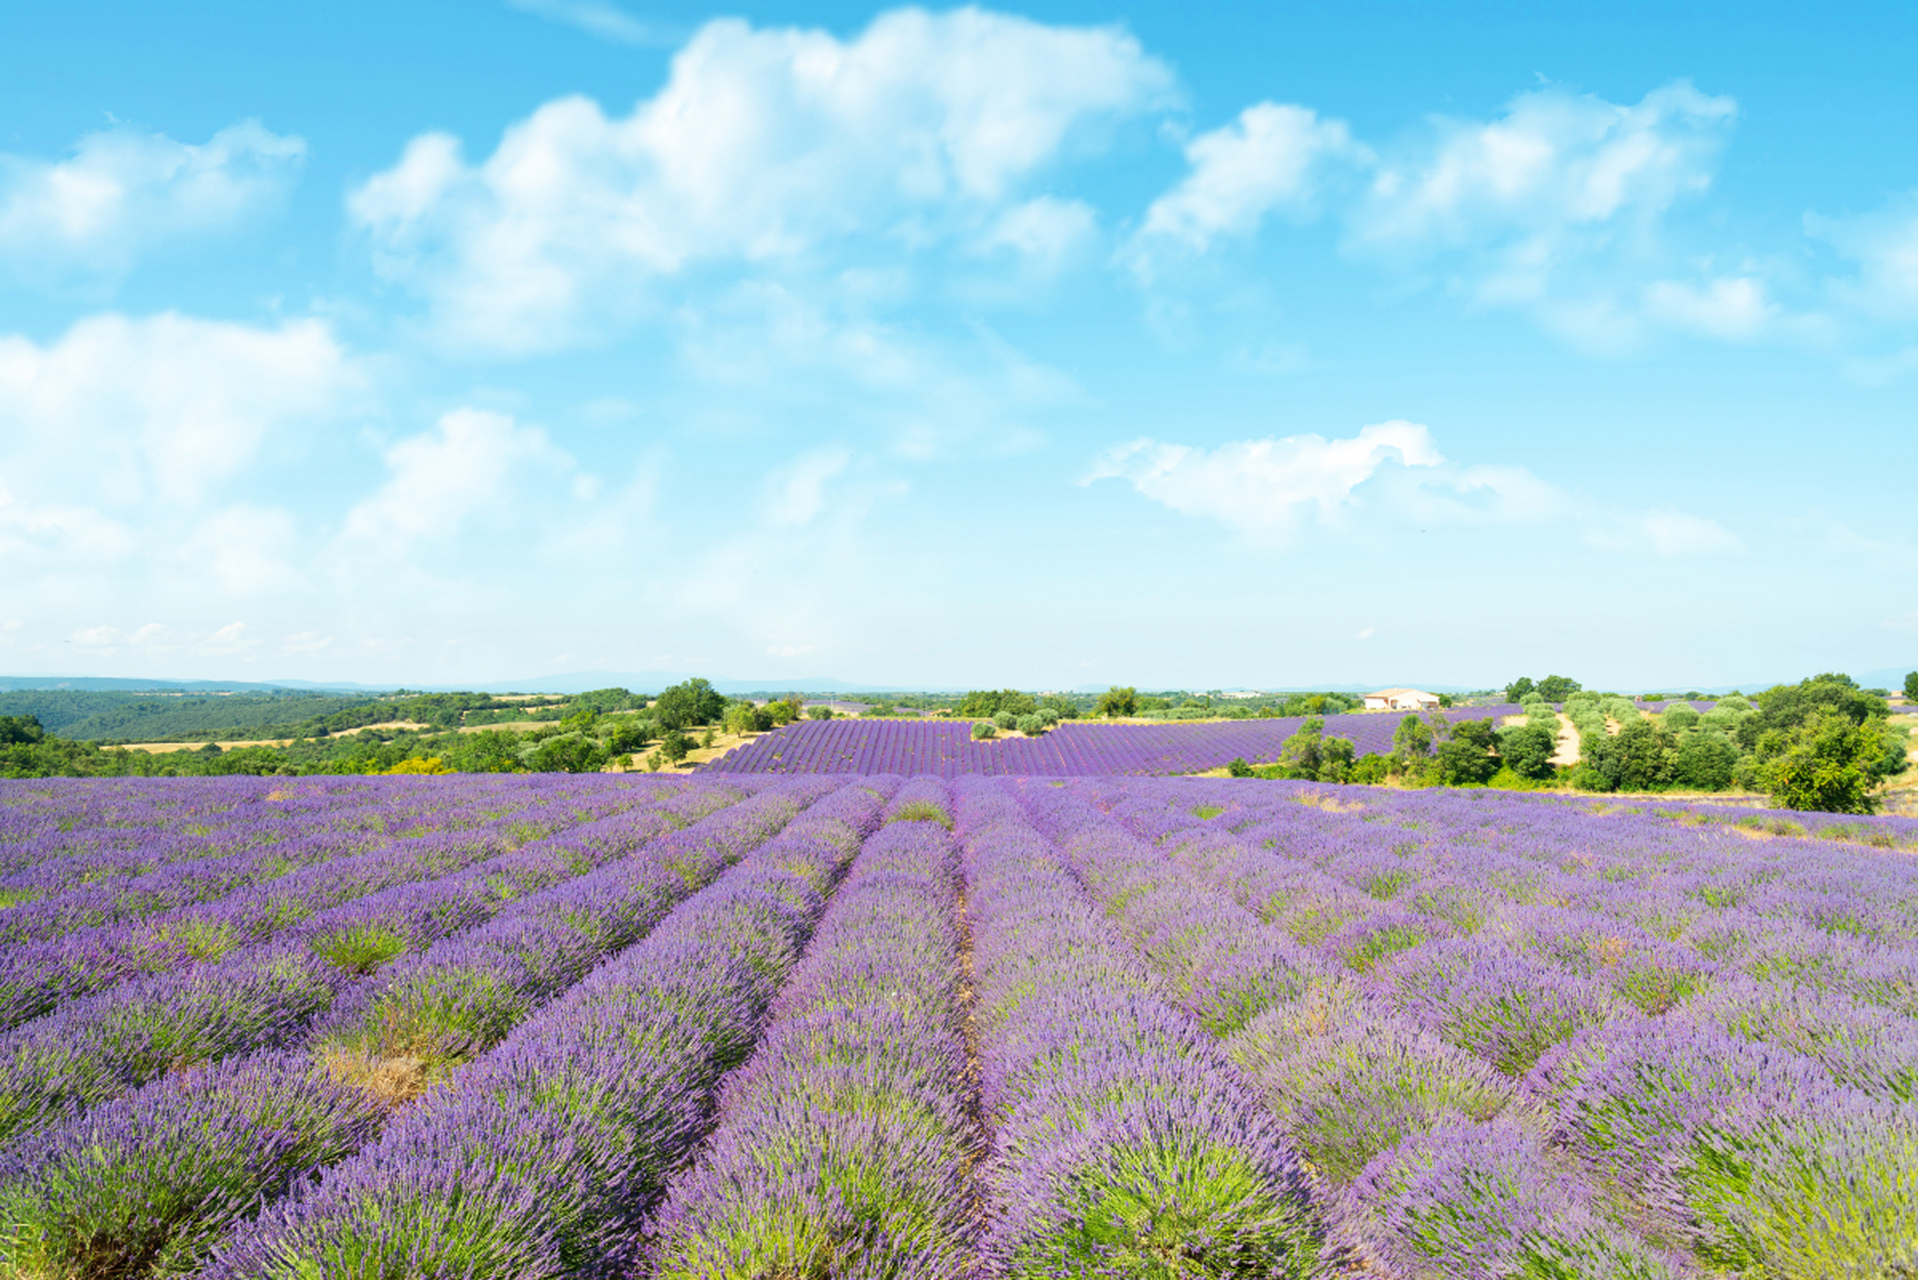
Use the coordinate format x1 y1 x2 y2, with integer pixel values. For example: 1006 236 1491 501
1 772 1914 1277
703 706 1522 775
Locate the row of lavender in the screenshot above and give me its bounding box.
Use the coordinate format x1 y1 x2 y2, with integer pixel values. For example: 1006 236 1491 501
0 773 1332 1277
704 705 1520 776
1049 776 1916 1275
4 773 1914 1274
0 773 851 1274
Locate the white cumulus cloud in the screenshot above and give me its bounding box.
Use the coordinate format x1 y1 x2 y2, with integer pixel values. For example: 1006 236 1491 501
1347 81 1736 343
0 312 356 506
1088 418 1740 558
0 121 305 288
349 7 1173 351
1085 419 1453 540
1133 103 1362 261
1354 82 1734 251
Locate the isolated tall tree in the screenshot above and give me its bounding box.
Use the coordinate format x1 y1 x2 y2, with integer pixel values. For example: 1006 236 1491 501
1097 686 1138 718
1504 677 1536 702
1905 671 1918 702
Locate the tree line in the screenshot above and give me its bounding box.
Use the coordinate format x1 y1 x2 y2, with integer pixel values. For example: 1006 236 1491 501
0 680 781 779
1226 672 1915 814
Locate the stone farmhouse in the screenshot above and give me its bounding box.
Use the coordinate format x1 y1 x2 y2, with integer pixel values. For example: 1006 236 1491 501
1364 688 1441 712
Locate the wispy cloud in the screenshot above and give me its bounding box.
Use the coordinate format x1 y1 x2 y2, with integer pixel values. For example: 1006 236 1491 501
1087 419 1741 558
506 0 685 48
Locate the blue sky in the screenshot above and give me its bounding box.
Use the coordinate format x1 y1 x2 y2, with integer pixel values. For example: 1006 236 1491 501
1 0 1914 691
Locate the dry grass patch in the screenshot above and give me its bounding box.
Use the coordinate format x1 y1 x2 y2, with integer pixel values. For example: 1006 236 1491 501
122 739 295 754
317 1046 433 1109
1295 791 1365 813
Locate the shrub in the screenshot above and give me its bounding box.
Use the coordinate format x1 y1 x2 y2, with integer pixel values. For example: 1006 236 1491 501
1227 758 1255 778
971 722 997 741
522 733 611 774
1349 754 1392 784
381 757 451 775
1015 714 1045 735
805 705 834 721
993 711 1017 731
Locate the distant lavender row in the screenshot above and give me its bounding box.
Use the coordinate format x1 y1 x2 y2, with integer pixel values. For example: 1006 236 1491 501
704 706 1521 776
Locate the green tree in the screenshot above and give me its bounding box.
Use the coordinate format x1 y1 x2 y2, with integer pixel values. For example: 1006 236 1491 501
1278 717 1328 776
1763 711 1884 814
0 715 45 746
956 689 1037 719
721 703 763 735
1096 686 1138 718
658 729 693 764
651 679 727 731
525 733 610 773
1741 673 1886 751
1535 675 1582 702
1671 731 1738 791
1504 677 1537 702
1498 724 1557 781
441 730 524 774
1904 671 1918 702
806 705 835 720
1316 734 1357 783
1434 719 1500 785
604 718 652 754
1392 714 1434 761
1576 719 1674 792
